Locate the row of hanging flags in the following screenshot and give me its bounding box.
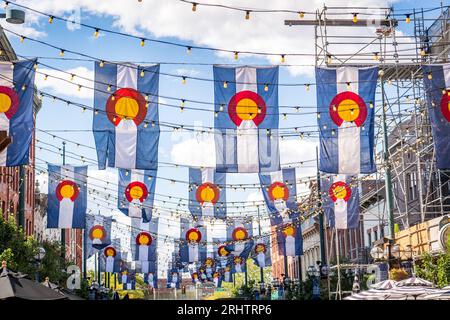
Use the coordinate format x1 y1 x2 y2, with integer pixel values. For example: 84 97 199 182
31 58 450 286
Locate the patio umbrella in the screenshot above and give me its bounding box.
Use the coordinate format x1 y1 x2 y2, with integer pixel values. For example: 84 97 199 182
383 277 438 300
423 289 450 300
344 280 405 300
42 279 84 300
370 280 397 290
0 265 67 300
396 277 433 287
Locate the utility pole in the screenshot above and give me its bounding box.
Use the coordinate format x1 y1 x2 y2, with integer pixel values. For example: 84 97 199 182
316 147 326 264
60 142 66 263
380 78 395 268
257 206 264 284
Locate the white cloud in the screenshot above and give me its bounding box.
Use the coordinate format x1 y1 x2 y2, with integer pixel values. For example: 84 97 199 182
174 68 200 77
15 0 405 76
36 66 94 99
170 131 215 167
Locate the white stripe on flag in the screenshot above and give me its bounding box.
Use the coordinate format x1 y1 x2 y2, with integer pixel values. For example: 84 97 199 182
201 168 214 216
106 256 114 272
285 235 295 256
236 67 259 172
58 166 75 228
333 175 348 229
128 170 144 218
235 264 242 273
0 63 14 166
257 252 265 267
115 64 138 168
444 64 450 88
188 243 199 262
138 244 149 262
142 262 149 274
337 67 360 174
270 171 287 213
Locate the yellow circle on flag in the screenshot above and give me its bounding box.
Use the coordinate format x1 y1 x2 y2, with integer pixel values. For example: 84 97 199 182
60 184 75 199
92 228 104 239
129 185 144 199
236 98 258 120
283 225 295 237
271 185 285 200
234 229 246 240
188 231 199 242
0 93 12 113
115 96 139 120
337 99 360 122
332 185 347 199
200 186 215 202
138 234 150 245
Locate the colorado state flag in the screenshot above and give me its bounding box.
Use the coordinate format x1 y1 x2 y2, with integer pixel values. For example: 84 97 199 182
143 267 158 288
259 167 298 225
180 218 207 263
101 243 121 273
226 220 253 258
118 168 156 222
131 217 158 273
47 165 87 229
0 59 36 166
251 238 271 268
322 175 360 229
85 214 112 258
276 217 303 257
213 66 280 173
316 66 378 174
93 62 160 170
423 64 450 169
188 167 226 219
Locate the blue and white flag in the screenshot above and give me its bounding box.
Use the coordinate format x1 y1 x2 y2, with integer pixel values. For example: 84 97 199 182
143 267 158 288
167 266 181 289
118 169 156 222
251 237 271 268
188 168 226 219
213 271 222 288
322 175 359 229
213 66 280 173
221 263 233 283
423 64 450 169
259 167 298 225
118 267 136 290
276 218 303 257
131 217 158 273
316 66 377 174
47 165 87 229
231 255 247 274
213 238 231 269
93 62 160 170
0 59 36 166
226 220 253 258
101 243 121 273
85 214 112 258
180 218 207 263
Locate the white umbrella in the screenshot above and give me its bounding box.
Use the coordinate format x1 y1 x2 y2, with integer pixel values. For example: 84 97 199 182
423 289 450 300
396 277 433 287
383 277 438 300
370 280 397 290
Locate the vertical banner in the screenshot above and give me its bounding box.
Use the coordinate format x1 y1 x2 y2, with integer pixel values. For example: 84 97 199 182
213 66 280 173
213 238 231 269
188 167 226 219
85 214 112 258
0 59 36 166
167 265 181 289
226 219 253 257
316 66 378 174
276 217 303 257
118 169 156 222
143 264 158 289
180 218 207 263
101 243 121 273
259 167 298 225
131 217 158 273
322 175 360 229
423 64 450 169
93 62 160 170
47 165 88 229
231 255 247 274
251 237 272 268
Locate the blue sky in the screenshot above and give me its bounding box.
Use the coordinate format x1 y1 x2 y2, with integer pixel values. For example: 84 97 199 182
0 0 446 271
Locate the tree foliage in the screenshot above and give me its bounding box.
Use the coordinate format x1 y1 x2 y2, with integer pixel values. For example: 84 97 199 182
414 243 450 288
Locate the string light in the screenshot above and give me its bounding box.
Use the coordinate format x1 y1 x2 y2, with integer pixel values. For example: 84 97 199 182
281 54 285 63
223 81 228 89
264 84 269 92
99 60 105 68
93 29 100 38
427 72 432 80
20 36 25 43
186 46 192 55
327 54 332 64
373 52 379 60
140 39 145 47
59 49 65 57
420 47 426 56
44 74 48 81
352 13 358 23
245 10 250 20
107 85 112 92
305 84 310 91
406 14 411 23
299 11 305 18
192 2 197 11
182 76 186 85
48 15 53 24
140 69 145 77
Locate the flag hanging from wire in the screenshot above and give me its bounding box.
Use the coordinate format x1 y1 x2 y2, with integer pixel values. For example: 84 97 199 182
259 167 298 225
276 217 303 257
0 59 36 166
251 237 271 268
213 66 280 173
131 217 158 273
188 167 226 218
47 165 87 229
118 168 156 222
322 175 360 229
423 64 450 169
213 238 231 269
85 214 112 258
143 267 158 288
316 66 378 174
180 218 207 263
93 62 160 170
167 265 181 289
101 244 121 273
226 220 254 258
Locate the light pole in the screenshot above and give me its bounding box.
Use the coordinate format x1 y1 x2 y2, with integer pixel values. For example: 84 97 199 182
307 265 320 300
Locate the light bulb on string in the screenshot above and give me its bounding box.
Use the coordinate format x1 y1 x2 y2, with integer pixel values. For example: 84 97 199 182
406 14 411 23
245 10 250 20
281 55 285 63
299 11 305 18
234 52 239 60
48 15 54 24
192 3 197 11
140 39 145 47
99 60 105 68
94 29 99 38
59 49 65 57
186 46 192 55
352 13 358 23
182 76 186 85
